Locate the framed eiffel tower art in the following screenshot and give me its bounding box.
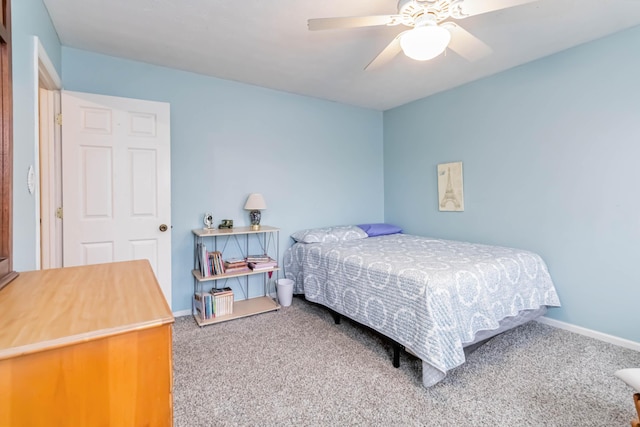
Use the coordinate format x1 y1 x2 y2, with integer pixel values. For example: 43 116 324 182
437 162 464 212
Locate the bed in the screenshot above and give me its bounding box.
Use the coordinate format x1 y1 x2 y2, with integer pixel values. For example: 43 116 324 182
283 225 561 387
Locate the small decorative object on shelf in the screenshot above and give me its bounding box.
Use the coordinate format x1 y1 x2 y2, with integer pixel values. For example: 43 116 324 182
243 193 267 231
218 219 233 229
203 212 214 229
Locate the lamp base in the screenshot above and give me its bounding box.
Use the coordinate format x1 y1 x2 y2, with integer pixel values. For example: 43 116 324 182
249 210 261 231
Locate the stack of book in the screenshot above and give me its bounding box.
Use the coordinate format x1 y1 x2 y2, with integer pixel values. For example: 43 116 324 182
196 244 226 277
211 287 234 317
193 287 234 320
223 258 250 274
209 251 224 275
246 254 278 271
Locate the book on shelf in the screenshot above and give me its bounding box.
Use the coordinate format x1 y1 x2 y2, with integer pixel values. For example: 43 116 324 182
224 257 246 266
223 266 251 274
193 293 204 318
210 287 233 317
193 292 214 320
195 245 229 277
248 263 277 271
221 257 250 274
195 289 234 319
196 243 212 277
208 251 225 275
245 254 271 263
211 287 233 296
247 257 278 270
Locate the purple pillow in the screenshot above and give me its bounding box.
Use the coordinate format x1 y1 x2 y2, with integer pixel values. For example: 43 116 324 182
357 223 402 237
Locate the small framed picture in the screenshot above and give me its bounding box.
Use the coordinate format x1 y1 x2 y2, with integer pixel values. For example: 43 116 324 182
437 162 464 212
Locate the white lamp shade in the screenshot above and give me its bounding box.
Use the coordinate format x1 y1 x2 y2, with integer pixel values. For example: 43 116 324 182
244 193 267 210
400 25 451 61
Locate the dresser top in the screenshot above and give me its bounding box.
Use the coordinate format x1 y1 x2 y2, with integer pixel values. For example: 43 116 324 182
0 260 174 360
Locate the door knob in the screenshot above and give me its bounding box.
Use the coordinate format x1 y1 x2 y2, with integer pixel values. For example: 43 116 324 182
159 224 168 232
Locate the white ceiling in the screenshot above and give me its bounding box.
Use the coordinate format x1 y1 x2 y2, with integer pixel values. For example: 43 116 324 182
42 0 640 111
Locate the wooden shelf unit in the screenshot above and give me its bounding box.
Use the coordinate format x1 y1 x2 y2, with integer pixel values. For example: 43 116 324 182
192 225 280 326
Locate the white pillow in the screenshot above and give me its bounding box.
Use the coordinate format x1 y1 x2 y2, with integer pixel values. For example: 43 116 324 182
290 225 368 243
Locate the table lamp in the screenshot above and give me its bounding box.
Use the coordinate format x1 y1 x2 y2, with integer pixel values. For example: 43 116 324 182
244 193 267 230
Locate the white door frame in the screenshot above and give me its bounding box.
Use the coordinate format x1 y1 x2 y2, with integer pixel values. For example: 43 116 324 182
34 36 62 269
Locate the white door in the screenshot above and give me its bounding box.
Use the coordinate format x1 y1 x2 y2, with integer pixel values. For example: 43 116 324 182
61 90 172 308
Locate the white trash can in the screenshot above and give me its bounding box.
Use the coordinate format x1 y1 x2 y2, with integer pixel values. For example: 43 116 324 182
276 278 294 307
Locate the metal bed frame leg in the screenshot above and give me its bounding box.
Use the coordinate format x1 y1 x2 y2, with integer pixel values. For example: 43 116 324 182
331 311 341 325
327 306 402 368
392 342 401 368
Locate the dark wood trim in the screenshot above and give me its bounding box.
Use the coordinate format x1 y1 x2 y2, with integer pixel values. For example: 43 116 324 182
0 0 16 289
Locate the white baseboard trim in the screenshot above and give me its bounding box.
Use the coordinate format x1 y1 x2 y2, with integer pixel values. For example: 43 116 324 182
536 316 640 352
173 309 192 318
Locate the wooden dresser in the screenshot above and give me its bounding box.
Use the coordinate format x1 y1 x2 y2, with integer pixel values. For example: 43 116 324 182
0 260 174 426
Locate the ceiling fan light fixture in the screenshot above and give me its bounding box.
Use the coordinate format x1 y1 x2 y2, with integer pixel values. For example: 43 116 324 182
400 25 451 61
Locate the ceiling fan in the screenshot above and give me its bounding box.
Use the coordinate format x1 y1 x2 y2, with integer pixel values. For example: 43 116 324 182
308 0 538 70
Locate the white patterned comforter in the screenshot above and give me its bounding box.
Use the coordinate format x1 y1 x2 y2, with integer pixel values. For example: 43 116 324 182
283 234 561 386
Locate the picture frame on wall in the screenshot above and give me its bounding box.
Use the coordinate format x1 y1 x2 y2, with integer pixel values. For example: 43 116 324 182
437 161 464 212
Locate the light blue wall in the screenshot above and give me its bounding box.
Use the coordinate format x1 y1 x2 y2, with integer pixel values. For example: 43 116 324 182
61 48 384 311
11 0 61 271
384 25 640 342
14 2 638 342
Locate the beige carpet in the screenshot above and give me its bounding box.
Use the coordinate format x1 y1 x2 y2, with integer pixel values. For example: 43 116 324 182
173 297 640 426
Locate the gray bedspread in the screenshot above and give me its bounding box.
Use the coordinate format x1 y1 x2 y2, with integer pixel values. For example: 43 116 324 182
283 234 561 386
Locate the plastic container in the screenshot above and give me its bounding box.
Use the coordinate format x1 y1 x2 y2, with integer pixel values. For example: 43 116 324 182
276 278 294 307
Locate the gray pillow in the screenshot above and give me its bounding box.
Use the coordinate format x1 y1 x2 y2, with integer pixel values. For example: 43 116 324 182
291 225 368 243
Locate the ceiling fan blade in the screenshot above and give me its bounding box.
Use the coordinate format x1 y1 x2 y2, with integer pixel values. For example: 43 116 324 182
445 23 492 62
364 32 406 71
308 15 400 31
452 0 538 18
